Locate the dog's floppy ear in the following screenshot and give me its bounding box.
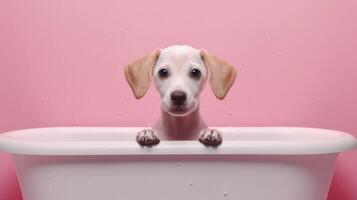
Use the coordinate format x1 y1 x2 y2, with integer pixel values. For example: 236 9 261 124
124 49 161 99
200 49 237 100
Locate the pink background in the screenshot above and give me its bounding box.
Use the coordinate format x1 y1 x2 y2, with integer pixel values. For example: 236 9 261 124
1 0 356 199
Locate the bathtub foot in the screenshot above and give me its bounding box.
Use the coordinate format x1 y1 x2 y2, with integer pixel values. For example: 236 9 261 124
136 129 160 146
199 129 222 146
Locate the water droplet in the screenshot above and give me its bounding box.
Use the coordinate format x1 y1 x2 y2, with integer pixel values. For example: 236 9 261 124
247 94 251 97
266 37 271 41
176 162 181 166
46 174 52 179
227 111 233 115
124 95 129 99
104 37 108 41
74 122 80 126
147 123 152 127
117 112 123 116
316 98 321 102
223 192 228 197
239 64 243 69
40 97 45 102
189 181 193 186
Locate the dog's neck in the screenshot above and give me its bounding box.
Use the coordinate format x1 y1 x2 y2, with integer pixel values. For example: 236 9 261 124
154 107 207 140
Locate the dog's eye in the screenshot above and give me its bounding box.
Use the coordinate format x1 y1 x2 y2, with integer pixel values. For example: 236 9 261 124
190 68 201 79
158 68 169 78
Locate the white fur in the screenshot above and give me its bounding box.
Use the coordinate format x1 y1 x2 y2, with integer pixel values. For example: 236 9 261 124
137 45 222 146
153 45 207 116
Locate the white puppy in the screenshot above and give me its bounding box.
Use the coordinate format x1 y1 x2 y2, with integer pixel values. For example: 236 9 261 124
125 45 237 146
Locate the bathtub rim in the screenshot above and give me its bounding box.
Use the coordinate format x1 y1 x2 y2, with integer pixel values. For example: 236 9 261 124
0 127 356 156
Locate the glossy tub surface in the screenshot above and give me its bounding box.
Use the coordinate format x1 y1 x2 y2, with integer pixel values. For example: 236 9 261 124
0 127 356 200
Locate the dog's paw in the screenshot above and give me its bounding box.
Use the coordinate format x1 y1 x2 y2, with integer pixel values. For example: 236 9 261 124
136 129 160 146
199 129 222 146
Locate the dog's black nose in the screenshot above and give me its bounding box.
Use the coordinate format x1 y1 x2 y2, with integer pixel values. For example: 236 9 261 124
171 91 187 106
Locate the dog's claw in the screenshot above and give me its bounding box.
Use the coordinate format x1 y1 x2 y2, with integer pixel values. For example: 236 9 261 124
199 129 222 146
136 129 160 146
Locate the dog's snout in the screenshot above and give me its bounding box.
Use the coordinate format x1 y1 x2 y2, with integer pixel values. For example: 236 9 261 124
170 91 187 106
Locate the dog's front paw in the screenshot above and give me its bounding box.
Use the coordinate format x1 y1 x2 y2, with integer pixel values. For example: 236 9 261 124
136 129 160 146
199 129 222 146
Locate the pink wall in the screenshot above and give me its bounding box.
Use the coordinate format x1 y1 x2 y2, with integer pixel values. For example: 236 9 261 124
1 0 356 199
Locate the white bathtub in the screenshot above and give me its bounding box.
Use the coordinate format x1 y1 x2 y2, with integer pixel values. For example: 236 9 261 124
0 127 356 200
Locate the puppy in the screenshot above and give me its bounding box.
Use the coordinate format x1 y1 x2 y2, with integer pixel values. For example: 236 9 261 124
125 45 237 146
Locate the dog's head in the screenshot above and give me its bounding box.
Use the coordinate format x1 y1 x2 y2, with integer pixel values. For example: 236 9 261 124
125 45 237 116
